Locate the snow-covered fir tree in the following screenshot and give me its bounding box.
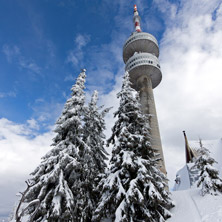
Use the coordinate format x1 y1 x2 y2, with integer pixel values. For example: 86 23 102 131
194 139 222 196
16 70 87 222
93 72 174 222
12 69 102 222
83 90 109 175
13 69 110 222
76 90 110 222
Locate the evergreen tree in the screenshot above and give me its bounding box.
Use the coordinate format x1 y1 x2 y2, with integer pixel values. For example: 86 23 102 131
77 90 110 222
93 72 174 222
83 90 109 175
17 70 87 222
194 139 222 196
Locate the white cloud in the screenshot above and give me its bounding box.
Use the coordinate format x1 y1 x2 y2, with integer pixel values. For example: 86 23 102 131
67 34 90 68
0 118 54 217
64 73 75 82
27 118 40 130
75 34 90 50
0 91 16 99
152 0 222 187
153 0 177 21
0 119 53 175
2 44 41 74
30 98 62 126
2 45 20 63
18 58 41 74
67 50 79 67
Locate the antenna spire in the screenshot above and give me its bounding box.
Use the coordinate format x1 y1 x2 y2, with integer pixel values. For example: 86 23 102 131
133 4 142 32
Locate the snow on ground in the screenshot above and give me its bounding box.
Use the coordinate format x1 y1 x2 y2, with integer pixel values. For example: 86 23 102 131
8 189 222 222
169 189 222 222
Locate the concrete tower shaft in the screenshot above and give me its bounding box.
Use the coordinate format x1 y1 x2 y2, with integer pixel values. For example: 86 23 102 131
123 5 166 175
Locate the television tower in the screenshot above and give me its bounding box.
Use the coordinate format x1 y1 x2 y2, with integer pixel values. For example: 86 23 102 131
123 5 166 174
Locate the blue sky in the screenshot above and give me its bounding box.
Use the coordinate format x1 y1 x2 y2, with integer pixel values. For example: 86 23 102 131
0 0 164 128
1 0 222 220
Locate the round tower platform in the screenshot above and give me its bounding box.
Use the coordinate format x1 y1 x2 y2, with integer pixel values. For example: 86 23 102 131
123 32 159 63
125 52 162 89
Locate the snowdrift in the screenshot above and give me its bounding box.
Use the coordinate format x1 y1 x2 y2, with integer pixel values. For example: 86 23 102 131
169 189 222 222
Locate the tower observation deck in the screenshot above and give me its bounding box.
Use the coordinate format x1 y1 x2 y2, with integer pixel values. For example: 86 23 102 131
123 5 166 174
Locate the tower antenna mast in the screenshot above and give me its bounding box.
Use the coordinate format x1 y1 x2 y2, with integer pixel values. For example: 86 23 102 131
133 4 142 32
